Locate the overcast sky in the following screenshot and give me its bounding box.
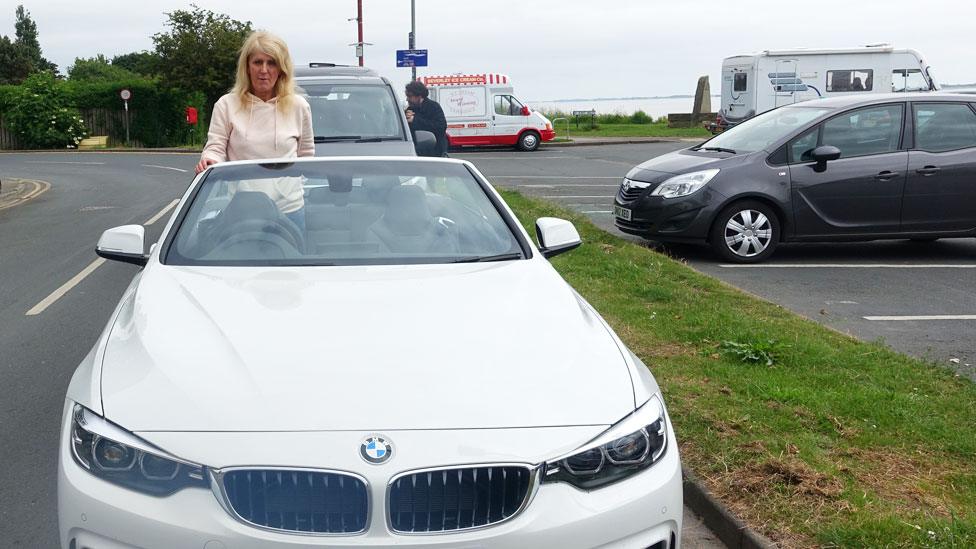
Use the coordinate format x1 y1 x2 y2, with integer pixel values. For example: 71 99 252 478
1 0 973 101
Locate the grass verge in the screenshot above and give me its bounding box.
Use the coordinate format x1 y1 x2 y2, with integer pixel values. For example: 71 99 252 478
501 190 976 548
552 122 711 139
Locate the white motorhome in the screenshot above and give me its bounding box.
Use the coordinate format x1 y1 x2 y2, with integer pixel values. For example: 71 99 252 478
421 73 555 151
715 44 938 130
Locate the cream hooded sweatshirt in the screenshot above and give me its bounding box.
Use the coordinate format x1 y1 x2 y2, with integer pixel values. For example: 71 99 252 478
201 92 314 213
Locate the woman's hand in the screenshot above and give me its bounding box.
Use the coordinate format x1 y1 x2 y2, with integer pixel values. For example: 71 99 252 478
195 158 218 174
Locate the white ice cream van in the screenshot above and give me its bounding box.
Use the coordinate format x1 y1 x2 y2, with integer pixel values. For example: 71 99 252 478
422 73 555 151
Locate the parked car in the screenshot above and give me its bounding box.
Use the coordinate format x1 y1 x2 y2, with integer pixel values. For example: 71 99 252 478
294 64 437 156
615 93 976 262
59 157 683 548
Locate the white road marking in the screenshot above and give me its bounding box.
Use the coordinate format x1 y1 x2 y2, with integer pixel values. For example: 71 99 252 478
720 264 976 269
488 175 621 179
144 199 180 225
25 161 105 165
864 315 976 321
142 164 189 173
25 259 106 316
26 198 181 316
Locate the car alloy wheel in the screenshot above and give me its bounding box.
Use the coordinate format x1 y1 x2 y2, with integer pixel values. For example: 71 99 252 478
517 131 540 151
710 200 779 263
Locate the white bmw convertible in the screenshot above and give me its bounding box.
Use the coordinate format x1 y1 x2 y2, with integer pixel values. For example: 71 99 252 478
58 157 683 548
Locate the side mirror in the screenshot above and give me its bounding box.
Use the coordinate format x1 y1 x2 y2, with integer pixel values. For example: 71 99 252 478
96 225 148 267
811 145 841 172
520 105 530 116
414 130 438 157
535 217 581 258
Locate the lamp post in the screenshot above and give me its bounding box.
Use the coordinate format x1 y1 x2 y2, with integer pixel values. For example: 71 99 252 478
409 0 416 81
348 0 367 66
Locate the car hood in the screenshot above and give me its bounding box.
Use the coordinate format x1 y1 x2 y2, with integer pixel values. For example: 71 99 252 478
100 260 635 432
313 140 416 157
628 148 747 181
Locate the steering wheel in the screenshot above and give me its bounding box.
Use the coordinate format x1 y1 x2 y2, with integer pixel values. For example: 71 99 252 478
216 217 304 252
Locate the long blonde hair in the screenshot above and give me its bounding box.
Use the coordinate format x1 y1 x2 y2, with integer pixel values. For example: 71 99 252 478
231 30 296 111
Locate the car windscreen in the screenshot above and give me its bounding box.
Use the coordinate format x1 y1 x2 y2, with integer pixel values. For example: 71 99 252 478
705 106 831 153
299 84 405 141
164 161 525 266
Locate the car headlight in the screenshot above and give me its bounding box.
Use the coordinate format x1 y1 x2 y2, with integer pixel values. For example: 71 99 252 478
70 404 208 496
542 395 668 490
650 169 719 198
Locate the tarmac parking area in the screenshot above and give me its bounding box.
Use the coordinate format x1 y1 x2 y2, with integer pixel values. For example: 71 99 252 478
459 143 976 379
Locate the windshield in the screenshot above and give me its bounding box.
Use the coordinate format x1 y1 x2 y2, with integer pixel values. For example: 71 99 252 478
704 106 831 153
165 161 525 266
299 84 405 141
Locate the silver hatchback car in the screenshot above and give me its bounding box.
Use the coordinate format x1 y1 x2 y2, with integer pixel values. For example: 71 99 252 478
295 64 436 157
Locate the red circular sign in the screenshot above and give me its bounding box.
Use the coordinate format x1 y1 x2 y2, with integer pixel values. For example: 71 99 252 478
119 89 132 101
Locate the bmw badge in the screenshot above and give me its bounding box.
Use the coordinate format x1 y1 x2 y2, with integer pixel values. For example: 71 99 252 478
360 435 394 464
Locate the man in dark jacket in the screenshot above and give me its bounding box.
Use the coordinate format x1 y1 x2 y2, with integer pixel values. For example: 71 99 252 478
404 80 448 157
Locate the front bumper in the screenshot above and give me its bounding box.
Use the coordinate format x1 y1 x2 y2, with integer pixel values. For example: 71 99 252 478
613 183 726 241
541 129 556 142
58 403 683 549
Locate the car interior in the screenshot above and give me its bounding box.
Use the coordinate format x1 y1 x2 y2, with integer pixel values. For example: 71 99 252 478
169 170 518 265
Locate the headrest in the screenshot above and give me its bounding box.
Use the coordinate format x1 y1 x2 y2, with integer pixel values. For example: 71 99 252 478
220 191 279 226
384 185 431 236
364 175 398 201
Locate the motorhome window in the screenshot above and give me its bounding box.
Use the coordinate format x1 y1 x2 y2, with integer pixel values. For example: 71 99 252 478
733 73 748 92
826 70 873 92
892 69 929 92
913 103 976 152
821 104 903 158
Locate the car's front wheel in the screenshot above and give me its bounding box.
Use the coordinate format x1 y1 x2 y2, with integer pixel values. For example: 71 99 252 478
516 131 540 151
710 200 779 263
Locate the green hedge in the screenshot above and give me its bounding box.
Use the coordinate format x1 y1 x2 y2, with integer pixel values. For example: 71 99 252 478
1 78 206 148
62 79 206 147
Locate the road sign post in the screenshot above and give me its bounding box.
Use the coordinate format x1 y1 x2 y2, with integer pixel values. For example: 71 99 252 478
119 89 132 146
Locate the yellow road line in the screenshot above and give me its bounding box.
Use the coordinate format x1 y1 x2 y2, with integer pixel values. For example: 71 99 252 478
0 179 51 212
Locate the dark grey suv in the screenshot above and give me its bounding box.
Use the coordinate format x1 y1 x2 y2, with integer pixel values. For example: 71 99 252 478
295 64 436 157
614 93 976 262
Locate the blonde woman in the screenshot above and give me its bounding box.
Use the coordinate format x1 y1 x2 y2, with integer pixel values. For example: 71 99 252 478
196 31 313 230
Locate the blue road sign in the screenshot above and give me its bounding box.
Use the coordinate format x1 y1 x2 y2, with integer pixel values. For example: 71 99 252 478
397 49 428 68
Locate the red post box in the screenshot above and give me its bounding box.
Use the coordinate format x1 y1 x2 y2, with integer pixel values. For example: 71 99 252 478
185 106 198 125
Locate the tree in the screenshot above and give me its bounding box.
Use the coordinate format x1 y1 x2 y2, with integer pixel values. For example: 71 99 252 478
112 51 162 77
153 5 252 112
13 5 56 74
0 35 31 84
68 54 141 82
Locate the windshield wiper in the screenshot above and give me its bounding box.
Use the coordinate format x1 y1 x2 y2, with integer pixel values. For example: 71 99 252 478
695 146 737 154
352 137 401 143
314 135 401 143
314 135 362 143
452 252 524 263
